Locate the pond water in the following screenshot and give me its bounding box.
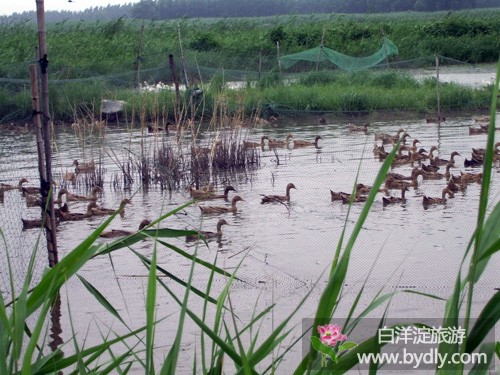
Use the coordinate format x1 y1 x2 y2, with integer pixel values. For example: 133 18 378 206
0 111 499 372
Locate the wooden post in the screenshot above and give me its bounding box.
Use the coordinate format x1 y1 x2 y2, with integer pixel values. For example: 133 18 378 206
435 54 441 127
35 0 58 267
134 19 145 88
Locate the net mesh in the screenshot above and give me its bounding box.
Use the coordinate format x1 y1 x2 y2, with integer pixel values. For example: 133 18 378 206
280 37 399 71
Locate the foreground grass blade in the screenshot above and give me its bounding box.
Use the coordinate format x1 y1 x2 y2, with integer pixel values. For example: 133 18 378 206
465 291 500 354
76 275 127 327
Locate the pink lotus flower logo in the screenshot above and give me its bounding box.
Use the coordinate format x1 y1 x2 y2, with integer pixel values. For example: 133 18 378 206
311 324 357 367
318 324 348 346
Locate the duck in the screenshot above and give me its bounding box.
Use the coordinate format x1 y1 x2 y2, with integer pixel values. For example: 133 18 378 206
422 188 454 206
474 115 490 123
425 116 446 123
186 219 229 242
21 184 41 195
58 202 95 221
25 194 42 207
91 198 133 216
189 183 218 198
384 168 423 190
199 195 244 214
22 216 61 230
330 190 351 202
421 165 452 180
147 121 175 134
318 117 327 125
292 135 322 148
348 123 369 134
341 194 367 204
373 144 388 160
429 148 460 167
267 134 293 148
261 183 296 204
375 128 409 145
470 142 500 159
464 158 483 167
469 126 488 135
1 178 30 192
400 139 420 153
460 171 483 184
421 163 440 173
100 219 151 238
73 159 95 173
63 172 77 183
382 186 409 206
243 135 268 149
192 186 236 201
58 186 101 202
356 183 380 195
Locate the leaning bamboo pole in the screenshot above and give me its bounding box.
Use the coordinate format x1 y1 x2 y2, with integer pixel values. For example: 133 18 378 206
35 0 58 267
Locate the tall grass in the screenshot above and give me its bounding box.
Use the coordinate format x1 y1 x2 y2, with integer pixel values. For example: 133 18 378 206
1 63 498 374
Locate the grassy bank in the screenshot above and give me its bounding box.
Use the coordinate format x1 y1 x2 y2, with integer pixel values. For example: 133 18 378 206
0 69 495 124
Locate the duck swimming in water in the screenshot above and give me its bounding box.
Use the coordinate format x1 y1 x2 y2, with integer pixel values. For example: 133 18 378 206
186 219 229 242
100 219 151 238
91 198 133 216
199 195 244 214
292 135 322 149
422 188 454 206
261 183 296 203
382 186 409 206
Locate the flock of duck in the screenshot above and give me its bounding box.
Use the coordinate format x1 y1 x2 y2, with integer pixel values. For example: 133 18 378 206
1 117 498 243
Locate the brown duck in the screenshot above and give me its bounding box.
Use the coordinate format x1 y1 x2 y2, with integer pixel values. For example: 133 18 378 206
348 123 369 134
330 190 351 202
59 186 101 202
422 188 454 206
383 186 409 206
186 219 229 242
58 202 95 221
1 178 29 192
261 183 296 203
292 135 322 148
243 135 268 149
199 195 244 214
267 134 293 148
100 219 151 238
91 199 133 216
73 159 96 173
191 186 236 200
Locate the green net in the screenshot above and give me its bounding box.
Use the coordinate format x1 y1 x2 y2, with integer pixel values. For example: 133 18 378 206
280 37 399 71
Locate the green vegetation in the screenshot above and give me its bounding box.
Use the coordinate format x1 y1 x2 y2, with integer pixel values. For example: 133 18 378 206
0 9 499 122
1 62 498 374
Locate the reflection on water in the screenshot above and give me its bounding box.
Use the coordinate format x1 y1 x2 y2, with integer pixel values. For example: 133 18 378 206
1 114 499 372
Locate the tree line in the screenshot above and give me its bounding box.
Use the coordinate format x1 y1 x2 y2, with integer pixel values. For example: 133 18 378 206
1 0 499 23
131 0 500 19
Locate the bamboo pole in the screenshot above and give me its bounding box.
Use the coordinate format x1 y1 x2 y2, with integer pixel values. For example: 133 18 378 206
436 54 441 127
29 64 46 182
35 0 58 267
134 19 145 88
177 22 190 90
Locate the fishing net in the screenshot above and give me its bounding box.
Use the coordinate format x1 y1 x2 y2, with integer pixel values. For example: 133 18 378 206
280 37 399 71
